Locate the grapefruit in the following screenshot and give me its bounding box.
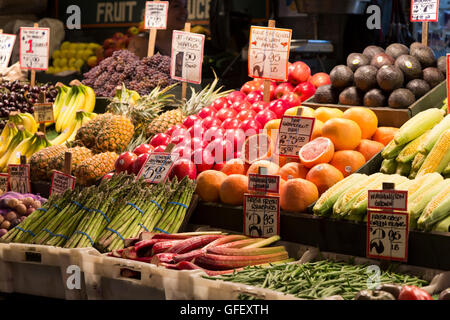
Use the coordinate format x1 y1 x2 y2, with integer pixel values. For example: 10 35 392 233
279 162 309 180
306 163 344 194
219 174 249 206
356 139 384 161
321 118 362 150
284 106 315 117
222 158 248 176
314 107 344 123
196 170 228 202
247 160 280 176
330 150 366 177
343 107 378 139
372 127 399 146
242 133 273 164
280 178 319 212
311 119 324 140
298 137 335 168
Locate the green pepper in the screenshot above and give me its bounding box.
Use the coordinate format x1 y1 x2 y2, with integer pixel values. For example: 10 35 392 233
355 290 396 300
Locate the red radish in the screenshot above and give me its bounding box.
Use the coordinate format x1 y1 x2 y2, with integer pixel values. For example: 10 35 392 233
255 109 277 127
198 106 217 119
221 118 241 130
133 144 153 156
171 145 192 160
115 152 137 174
166 235 223 254
216 108 237 122
213 162 225 171
227 91 246 103
203 126 225 143
192 148 214 172
153 145 167 152
170 159 197 180
251 101 269 114
166 124 186 137
152 240 183 255
245 90 263 104
294 81 316 102
236 109 256 122
201 116 222 129
269 99 291 118
210 97 230 111
150 133 171 148
231 101 251 113
151 253 178 265
131 153 151 175
187 123 205 139
224 129 246 150
182 115 202 128
171 134 190 147
190 137 207 150
259 81 277 100
274 82 294 99
239 119 262 136
288 61 311 85
280 92 302 108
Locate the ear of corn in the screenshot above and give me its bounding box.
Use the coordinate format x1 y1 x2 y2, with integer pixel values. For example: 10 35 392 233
419 114 450 154
394 108 445 145
313 174 366 217
408 173 444 203
396 130 431 163
380 158 397 174
412 152 427 171
332 175 376 217
443 162 450 176
382 140 405 159
395 161 412 177
416 129 450 177
418 181 450 230
433 214 450 233
409 179 449 222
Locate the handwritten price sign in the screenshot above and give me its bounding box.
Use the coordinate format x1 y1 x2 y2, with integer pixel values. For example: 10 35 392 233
277 115 315 157
244 194 280 238
137 152 178 183
8 164 30 194
145 1 169 29
50 171 76 196
0 33 16 68
19 27 50 71
34 103 54 124
0 173 8 192
411 0 439 22
248 173 280 194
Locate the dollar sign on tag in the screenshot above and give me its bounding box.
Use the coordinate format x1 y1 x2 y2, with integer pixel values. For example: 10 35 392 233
366 265 381 290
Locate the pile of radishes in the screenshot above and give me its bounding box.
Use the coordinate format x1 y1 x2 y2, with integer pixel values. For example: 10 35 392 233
0 192 47 236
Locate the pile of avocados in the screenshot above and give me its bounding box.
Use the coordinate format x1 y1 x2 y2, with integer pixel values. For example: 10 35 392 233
313 42 446 109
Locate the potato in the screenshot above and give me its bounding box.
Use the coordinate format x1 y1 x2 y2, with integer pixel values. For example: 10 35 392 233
6 211 17 222
1 221 10 230
0 215 4 224
0 229 7 237
5 198 20 209
32 201 42 209
22 197 34 207
14 204 27 216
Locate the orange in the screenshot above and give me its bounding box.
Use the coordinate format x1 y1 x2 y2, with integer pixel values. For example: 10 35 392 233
222 158 248 176
314 107 343 123
247 160 280 176
311 119 324 140
219 174 249 206
298 137 335 168
279 162 309 180
280 178 319 212
356 139 385 161
242 133 273 164
372 127 399 146
284 106 315 117
342 107 378 139
196 170 228 202
264 119 281 141
306 163 344 194
330 150 366 177
321 118 362 150
271 154 298 167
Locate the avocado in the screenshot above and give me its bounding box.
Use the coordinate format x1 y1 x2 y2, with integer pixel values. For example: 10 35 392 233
363 45 385 60
376 65 404 91
411 46 436 68
395 55 422 80
339 86 363 106
437 56 446 75
364 89 386 107
330 65 354 88
410 42 424 55
388 88 416 109
314 84 339 104
371 53 395 69
406 79 431 99
386 43 409 59
422 67 445 88
347 53 370 72
354 65 378 91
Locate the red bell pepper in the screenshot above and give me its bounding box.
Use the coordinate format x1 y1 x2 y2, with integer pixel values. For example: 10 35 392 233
398 286 433 300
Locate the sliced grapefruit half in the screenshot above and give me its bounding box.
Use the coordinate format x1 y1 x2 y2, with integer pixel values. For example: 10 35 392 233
298 137 335 168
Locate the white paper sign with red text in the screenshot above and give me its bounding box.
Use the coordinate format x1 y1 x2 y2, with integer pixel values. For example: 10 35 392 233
19 27 50 71
244 194 280 238
8 164 30 194
0 173 9 192
170 31 205 84
145 1 169 29
50 171 76 196
137 152 178 184
277 115 315 157
411 0 439 22
0 33 16 68
248 173 280 194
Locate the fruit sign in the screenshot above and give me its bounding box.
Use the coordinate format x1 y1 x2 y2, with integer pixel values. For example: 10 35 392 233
33 103 54 124
137 152 178 184
50 171 76 196
170 30 205 84
7 164 30 194
0 173 8 192
19 27 50 71
248 26 292 81
145 1 169 29
276 115 315 157
0 33 16 69
410 0 439 22
367 189 409 262
244 194 280 238
248 173 280 194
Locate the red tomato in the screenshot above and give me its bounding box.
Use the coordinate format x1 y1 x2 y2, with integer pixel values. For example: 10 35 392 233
237 109 256 122
225 129 246 150
187 123 205 139
131 153 151 175
294 82 317 102
269 99 291 118
115 152 137 174
192 148 215 173
280 92 302 108
309 72 331 88
288 61 311 85
133 144 153 156
165 124 187 138
239 119 263 136
171 145 192 160
245 90 264 104
210 97 230 111
216 108 237 122
201 116 222 129
170 159 197 180
182 115 202 128
227 91 247 103
251 101 269 114
274 82 294 99
198 106 217 119
255 109 277 127
203 127 225 143
153 145 167 152
171 134 191 147
231 101 251 113
150 133 171 148
221 118 242 130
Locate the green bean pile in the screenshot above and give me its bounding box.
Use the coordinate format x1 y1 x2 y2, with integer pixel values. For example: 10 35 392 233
204 260 429 300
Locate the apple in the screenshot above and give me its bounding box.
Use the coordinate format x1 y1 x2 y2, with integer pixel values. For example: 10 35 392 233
166 124 186 137
187 123 205 139
192 148 215 172
280 92 302 108
170 159 197 180
115 152 137 173
190 137 208 150
150 133 171 148
183 115 202 128
251 101 269 114
216 108 237 122
201 116 222 129
240 80 259 94
255 109 277 127
231 101 251 113
198 106 217 119
294 82 317 102
131 153 151 175
171 134 191 147
259 81 277 101
239 119 263 136
237 109 256 122
213 162 226 171
269 99 291 118
203 127 225 143
206 138 234 163
221 118 242 130
288 61 311 85
245 90 264 104
227 91 246 103
128 26 139 36
210 97 230 111
133 144 153 156
225 129 246 150
274 82 294 99
309 72 331 88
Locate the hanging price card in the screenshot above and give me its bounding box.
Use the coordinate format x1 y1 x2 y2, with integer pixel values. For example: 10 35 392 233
248 173 280 194
145 1 169 29
170 30 205 84
137 152 178 184
411 0 439 22
244 194 280 238
248 26 292 81
0 173 8 192
19 27 50 70
8 164 30 194
0 33 16 68
50 171 76 196
33 103 54 124
368 190 408 211
276 115 315 157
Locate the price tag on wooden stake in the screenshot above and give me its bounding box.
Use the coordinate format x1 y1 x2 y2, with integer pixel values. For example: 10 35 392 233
145 1 169 29
137 152 178 184
0 33 16 68
19 27 50 70
244 194 280 238
50 171 76 196
0 173 9 192
276 114 315 157
248 173 280 194
8 164 30 194
33 103 54 124
411 0 439 22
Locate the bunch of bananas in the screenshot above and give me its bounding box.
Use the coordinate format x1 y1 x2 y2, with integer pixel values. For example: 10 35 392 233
50 110 97 145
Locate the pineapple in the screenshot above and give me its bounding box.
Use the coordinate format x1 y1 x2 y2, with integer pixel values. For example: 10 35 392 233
48 146 92 179
73 152 118 185
95 115 134 153
75 113 114 149
145 77 231 138
30 144 68 182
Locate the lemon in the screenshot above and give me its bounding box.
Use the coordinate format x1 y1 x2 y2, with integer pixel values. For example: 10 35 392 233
60 41 71 51
52 50 61 60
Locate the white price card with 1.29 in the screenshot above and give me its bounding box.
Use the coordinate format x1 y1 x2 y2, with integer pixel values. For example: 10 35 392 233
20 27 50 70
244 194 280 238
145 1 169 29
248 26 292 81
170 30 205 84
50 171 76 196
8 164 30 194
411 0 439 22
0 33 16 68
137 152 178 184
277 115 315 157
0 173 8 192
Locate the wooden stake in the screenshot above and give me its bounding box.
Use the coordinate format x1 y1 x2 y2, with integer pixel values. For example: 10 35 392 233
181 22 191 101
421 22 429 45
263 20 276 103
30 23 39 88
0 29 3 34
64 152 72 175
147 0 158 57
20 155 26 165
38 91 46 134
